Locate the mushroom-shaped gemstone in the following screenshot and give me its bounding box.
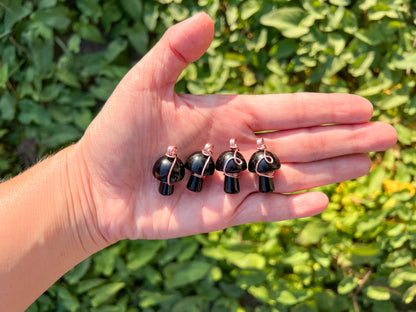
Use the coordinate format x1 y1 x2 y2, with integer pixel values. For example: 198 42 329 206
152 146 185 196
215 139 247 194
248 139 281 193
185 143 215 192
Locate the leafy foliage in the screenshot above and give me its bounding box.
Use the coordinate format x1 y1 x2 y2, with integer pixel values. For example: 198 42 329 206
1 0 416 311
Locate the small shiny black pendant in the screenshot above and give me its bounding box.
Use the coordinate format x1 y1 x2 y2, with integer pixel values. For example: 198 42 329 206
152 146 185 196
248 138 281 193
185 143 215 192
215 138 247 194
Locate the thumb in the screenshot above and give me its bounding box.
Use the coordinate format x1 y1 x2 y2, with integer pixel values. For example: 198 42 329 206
124 12 215 91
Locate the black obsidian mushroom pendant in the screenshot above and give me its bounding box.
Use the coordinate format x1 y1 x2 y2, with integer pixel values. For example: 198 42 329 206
216 138 247 194
152 146 185 196
249 138 281 193
185 143 215 192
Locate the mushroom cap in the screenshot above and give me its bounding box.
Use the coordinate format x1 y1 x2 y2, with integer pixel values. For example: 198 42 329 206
185 152 216 176
248 150 281 173
215 150 247 173
152 155 185 183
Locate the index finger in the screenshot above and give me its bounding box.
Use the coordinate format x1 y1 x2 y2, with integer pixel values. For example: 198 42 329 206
232 93 373 132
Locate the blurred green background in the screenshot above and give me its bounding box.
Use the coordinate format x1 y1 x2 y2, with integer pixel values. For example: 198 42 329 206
1 0 416 311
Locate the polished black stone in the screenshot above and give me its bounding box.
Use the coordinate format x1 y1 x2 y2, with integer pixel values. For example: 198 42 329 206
224 176 239 194
216 150 247 194
215 150 247 173
185 152 216 175
152 155 185 195
159 182 174 196
259 176 274 193
185 152 215 193
248 150 280 193
248 150 281 173
187 175 204 192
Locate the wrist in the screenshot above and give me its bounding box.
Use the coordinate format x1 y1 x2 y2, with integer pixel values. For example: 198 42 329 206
63 143 112 255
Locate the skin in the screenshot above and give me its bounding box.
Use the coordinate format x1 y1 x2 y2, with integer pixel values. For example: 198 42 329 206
0 13 397 311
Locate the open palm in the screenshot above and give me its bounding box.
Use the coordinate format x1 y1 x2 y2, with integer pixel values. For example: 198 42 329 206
76 13 397 244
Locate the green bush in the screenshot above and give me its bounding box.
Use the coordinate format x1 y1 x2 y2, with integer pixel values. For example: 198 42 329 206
1 0 416 311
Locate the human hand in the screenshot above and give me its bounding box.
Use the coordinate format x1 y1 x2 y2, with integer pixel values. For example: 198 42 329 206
72 13 397 246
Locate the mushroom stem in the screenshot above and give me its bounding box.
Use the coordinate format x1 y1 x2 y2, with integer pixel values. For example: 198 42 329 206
259 176 274 193
187 174 204 192
224 176 239 194
159 182 174 196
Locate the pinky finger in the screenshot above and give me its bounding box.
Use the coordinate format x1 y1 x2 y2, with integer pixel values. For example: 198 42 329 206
230 191 329 226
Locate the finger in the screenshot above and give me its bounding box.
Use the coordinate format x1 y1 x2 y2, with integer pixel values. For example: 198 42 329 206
229 191 328 226
273 154 371 193
122 12 214 92
240 93 374 131
237 153 371 194
256 122 397 162
178 93 374 131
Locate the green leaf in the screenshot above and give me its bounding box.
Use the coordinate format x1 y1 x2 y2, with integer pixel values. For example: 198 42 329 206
37 0 56 9
0 63 8 89
349 51 375 77
338 276 358 295
164 260 212 289
340 10 358 34
172 296 203 312
143 2 159 31
31 6 70 30
403 285 416 304
56 287 80 312
389 267 416 288
356 210 386 233
296 220 329 246
0 90 16 120
394 124 413 146
120 0 143 20
126 240 165 271
276 288 312 305
93 246 119 277
260 8 309 38
73 109 92 130
27 38 54 77
384 249 412 268
240 0 260 20
367 166 385 194
76 22 105 43
392 52 416 72
366 286 391 301
63 258 91 284
321 6 345 32
88 282 125 307
349 244 381 266
76 279 106 294
127 23 149 55
168 3 189 21
76 0 102 22
105 38 128 62
4 2 33 32
225 5 238 30
329 0 350 5
17 99 51 125
0 129 8 138
138 291 179 309
43 124 82 147
177 239 199 262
